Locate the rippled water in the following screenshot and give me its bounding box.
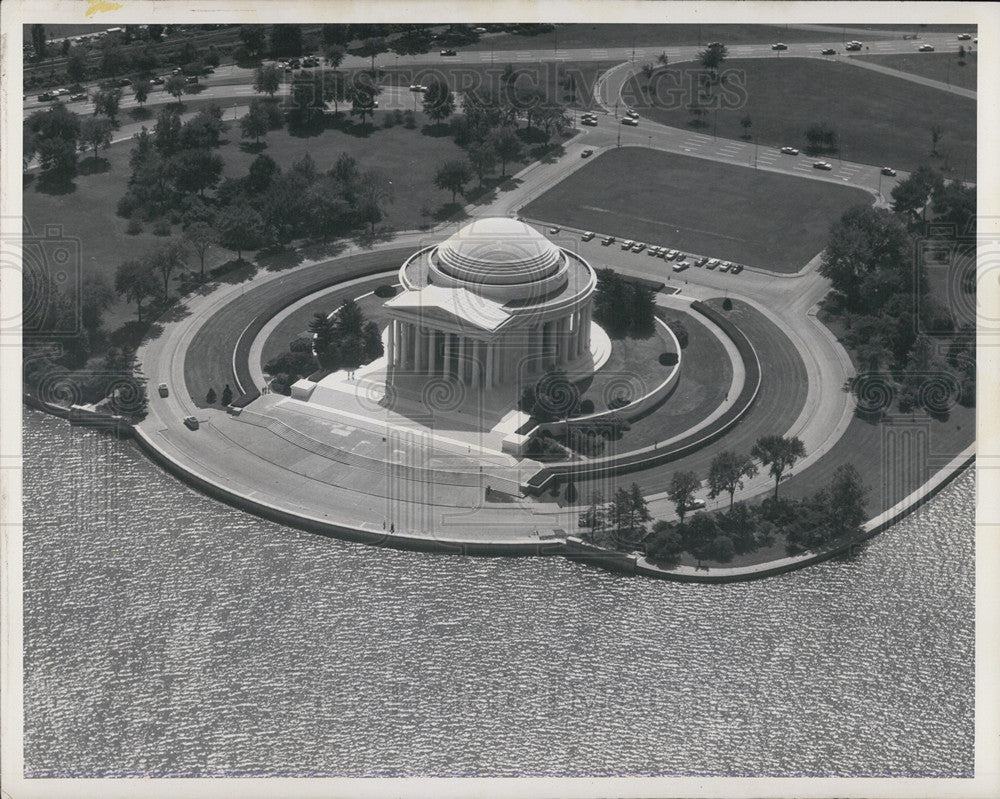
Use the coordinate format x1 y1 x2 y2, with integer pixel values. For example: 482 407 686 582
22 409 974 777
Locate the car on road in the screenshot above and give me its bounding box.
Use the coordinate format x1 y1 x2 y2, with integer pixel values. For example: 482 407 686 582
151 76 164 85
672 262 688 272
183 416 199 430
621 239 634 250
69 93 87 102
440 49 457 56
821 48 837 55
37 92 56 101
601 235 616 246
780 146 799 155
695 256 709 267
845 42 862 51
731 263 744 274
158 383 169 397
918 44 935 52
632 242 646 253
548 226 560 234
958 33 972 40
706 259 720 269
202 66 215 74
185 75 199 84
813 161 833 170
580 117 598 126
683 498 706 511
620 117 638 126
409 84 426 92
582 231 595 241
881 166 897 176
626 109 639 118
581 148 593 158
771 42 787 50
54 88 71 96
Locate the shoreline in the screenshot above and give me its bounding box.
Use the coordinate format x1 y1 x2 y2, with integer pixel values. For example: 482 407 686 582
22 396 975 583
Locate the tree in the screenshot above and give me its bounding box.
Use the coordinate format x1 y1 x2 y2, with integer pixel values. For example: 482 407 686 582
434 160 473 204
930 124 944 156
206 386 217 404
322 24 353 48
309 311 337 367
270 24 304 57
165 74 187 104
133 79 150 107
26 103 81 179
891 164 943 221
184 221 216 280
152 107 182 156
66 49 87 83
488 126 524 177
92 88 123 126
467 141 497 187
151 240 187 303
180 105 228 149
932 180 976 234
325 45 345 69
240 101 271 145
78 274 115 333
239 25 266 56
348 78 381 135
708 451 759 509
171 149 224 197
358 37 388 74
79 116 113 161
698 42 728 79
422 78 456 123
114 258 158 322
254 63 282 98
218 203 266 261
333 297 365 338
221 384 233 405
355 169 394 234
804 121 838 155
148 25 164 43
31 24 46 61
828 464 867 540
667 471 701 525
362 320 384 361
751 435 806 500
248 153 280 192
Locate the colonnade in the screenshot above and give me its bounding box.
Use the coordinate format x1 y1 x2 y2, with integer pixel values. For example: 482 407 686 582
385 303 592 389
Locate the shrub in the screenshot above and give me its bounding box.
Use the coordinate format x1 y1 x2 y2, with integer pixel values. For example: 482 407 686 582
578 398 595 415
667 319 689 349
170 211 184 225
152 219 172 236
206 387 217 403
374 284 397 298
722 297 733 311
403 110 417 129
564 481 578 504
658 352 678 366
381 113 396 129
126 218 143 235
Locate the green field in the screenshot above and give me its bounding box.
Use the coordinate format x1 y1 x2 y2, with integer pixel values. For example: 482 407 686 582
852 51 978 91
627 57 976 176
23 112 466 333
522 148 871 272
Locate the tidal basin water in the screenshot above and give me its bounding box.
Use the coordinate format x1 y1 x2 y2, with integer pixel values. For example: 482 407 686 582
22 409 974 777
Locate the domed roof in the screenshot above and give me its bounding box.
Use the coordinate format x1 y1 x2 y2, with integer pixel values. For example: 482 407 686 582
434 218 564 290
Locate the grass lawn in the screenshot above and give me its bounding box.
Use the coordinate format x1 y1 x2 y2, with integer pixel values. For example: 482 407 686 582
22 113 466 333
626 57 976 176
851 51 978 92
522 148 871 272
463 24 844 54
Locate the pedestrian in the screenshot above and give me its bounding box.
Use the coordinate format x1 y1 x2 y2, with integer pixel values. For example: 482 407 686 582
390 522 395 533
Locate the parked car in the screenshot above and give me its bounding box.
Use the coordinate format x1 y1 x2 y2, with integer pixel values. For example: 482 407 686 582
632 242 645 252
813 161 833 170
695 256 709 267
183 416 199 430
672 262 689 272
440 49 457 56
675 253 687 263
706 259 720 269
918 44 935 52
821 48 837 55
621 239 634 250
581 149 593 158
719 261 731 272
771 42 787 50
620 117 638 126
548 226 560 234
647 246 661 256
731 263 744 274
780 146 799 155
601 235 616 246
582 231 595 241
158 383 169 397
665 249 678 260
881 166 897 176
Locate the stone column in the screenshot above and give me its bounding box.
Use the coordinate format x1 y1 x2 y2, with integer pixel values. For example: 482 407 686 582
473 339 483 387
485 341 494 389
387 320 395 368
429 329 438 375
534 323 545 372
458 336 467 384
416 327 425 372
443 332 452 379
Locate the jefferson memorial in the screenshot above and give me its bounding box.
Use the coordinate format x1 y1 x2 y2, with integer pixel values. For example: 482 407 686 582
382 217 598 389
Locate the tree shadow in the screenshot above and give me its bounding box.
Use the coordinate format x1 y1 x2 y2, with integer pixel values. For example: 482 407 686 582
129 106 153 122
432 202 469 222
300 239 349 261
183 83 207 95
109 319 164 348
420 122 452 138
465 184 498 205
156 301 192 323
23 173 36 189
497 176 523 192
257 246 305 272
239 141 268 154
212 259 259 284
78 157 111 175
35 173 77 195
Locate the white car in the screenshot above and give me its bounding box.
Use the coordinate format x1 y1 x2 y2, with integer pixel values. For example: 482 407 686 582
780 146 799 155
918 44 935 52
719 261 731 272
582 231 595 241
706 259 720 270
813 161 833 170
672 262 688 272
621 239 634 250
664 249 678 260
957 33 972 40
621 117 638 126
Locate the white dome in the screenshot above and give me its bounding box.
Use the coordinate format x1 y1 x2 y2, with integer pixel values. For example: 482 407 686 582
429 218 567 301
